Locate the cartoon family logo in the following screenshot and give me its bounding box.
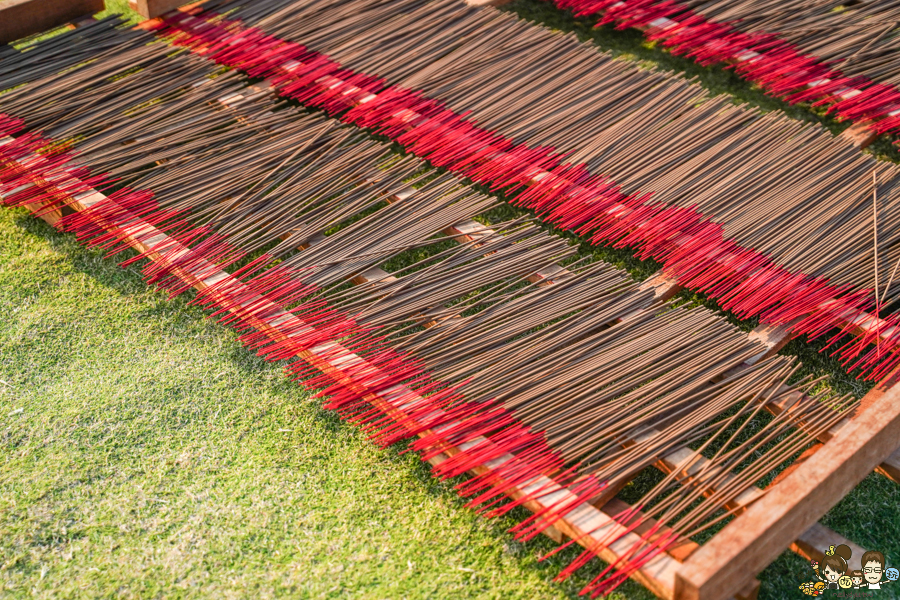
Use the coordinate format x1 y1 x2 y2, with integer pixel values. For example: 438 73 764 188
799 545 898 596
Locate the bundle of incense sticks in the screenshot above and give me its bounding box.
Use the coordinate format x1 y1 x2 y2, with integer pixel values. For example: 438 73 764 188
548 0 900 138
134 0 900 378
0 19 854 595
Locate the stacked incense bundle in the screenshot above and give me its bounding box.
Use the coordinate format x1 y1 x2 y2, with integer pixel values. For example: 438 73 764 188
549 0 900 136
0 18 856 596
142 0 900 378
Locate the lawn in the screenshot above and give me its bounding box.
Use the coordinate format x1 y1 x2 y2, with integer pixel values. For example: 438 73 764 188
1 1 898 599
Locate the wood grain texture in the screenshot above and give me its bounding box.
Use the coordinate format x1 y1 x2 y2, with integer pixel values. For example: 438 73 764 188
839 122 880 150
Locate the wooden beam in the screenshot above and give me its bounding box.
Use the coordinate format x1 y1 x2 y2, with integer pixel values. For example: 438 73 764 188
792 522 868 572
0 0 104 44
674 368 900 600
129 0 193 19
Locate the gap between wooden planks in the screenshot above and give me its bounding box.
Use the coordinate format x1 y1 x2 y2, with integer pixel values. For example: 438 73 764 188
1 4 892 600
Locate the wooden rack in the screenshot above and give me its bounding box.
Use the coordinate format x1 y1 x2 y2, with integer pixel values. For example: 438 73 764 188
2 3 900 600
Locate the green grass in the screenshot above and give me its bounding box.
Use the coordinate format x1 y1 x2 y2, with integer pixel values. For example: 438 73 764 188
95 0 142 22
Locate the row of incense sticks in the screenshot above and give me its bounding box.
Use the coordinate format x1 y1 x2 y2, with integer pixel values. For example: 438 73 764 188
130 0 900 380
549 0 900 139
0 18 854 595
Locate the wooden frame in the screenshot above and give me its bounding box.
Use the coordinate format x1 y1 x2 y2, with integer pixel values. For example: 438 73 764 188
150 5 900 366
676 373 900 600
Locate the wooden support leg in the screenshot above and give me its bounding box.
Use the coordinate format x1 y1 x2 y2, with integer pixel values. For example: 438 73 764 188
0 0 104 44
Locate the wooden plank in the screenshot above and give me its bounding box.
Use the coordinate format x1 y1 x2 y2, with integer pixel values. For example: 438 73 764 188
0 0 104 44
745 322 793 363
792 522 868 572
1 136 852 598
674 367 900 600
